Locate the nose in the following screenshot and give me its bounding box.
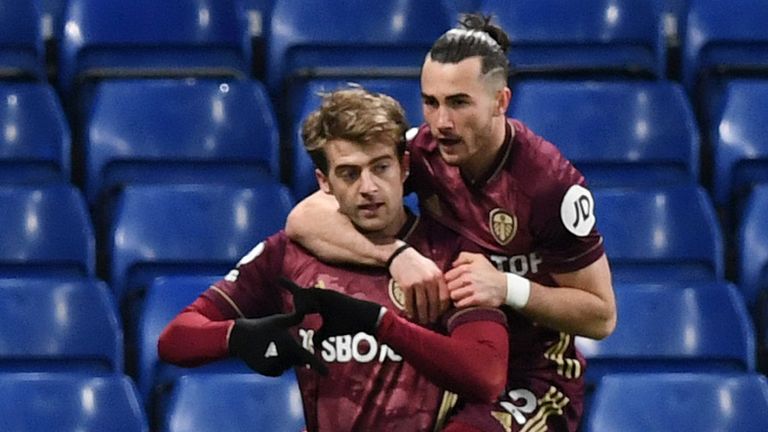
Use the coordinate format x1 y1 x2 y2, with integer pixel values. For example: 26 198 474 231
435 105 453 131
359 169 378 195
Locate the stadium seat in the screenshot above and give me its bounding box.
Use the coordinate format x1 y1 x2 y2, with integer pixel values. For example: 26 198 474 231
0 372 148 432
58 0 251 98
583 373 768 432
509 80 699 187
682 0 768 122
711 79 768 211
481 0 666 80
0 184 95 278
0 82 70 184
265 0 451 97
593 184 724 282
287 78 423 199
0 278 123 373
441 0 482 22
161 373 304 432
137 275 251 408
108 183 293 304
738 185 768 373
576 281 756 396
0 2 45 81
82 79 280 206
238 0 274 80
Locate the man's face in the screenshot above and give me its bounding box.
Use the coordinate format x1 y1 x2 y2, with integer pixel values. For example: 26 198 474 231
421 56 504 171
316 138 407 237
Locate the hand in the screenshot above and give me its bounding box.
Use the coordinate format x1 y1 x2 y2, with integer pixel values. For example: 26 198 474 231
445 252 507 308
388 246 449 324
280 278 383 347
228 313 327 376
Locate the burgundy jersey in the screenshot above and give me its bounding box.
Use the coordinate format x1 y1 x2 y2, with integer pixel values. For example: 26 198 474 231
408 119 605 431
203 216 497 432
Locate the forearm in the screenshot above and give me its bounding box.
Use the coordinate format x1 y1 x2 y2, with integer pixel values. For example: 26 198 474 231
157 297 234 367
522 282 615 339
285 190 397 265
376 309 508 402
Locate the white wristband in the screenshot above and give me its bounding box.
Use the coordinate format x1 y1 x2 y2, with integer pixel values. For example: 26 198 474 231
504 273 531 309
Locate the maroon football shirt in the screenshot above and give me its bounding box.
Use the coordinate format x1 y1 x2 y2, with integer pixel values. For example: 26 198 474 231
203 216 498 432
408 119 605 431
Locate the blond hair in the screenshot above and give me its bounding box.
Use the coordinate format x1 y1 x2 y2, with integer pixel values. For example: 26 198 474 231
301 87 409 174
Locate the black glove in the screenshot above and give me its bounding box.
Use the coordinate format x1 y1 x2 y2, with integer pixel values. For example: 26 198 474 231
228 312 327 376
280 278 383 347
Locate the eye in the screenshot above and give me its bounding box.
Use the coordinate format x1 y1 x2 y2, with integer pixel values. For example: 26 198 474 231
372 161 391 175
422 97 438 108
449 99 469 108
337 167 359 182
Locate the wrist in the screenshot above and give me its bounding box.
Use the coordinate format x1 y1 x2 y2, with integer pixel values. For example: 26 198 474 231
504 273 531 309
385 240 411 269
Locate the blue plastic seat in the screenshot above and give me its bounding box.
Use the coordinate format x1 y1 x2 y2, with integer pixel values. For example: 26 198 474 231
266 0 451 96
0 83 70 184
682 0 768 122
161 373 304 432
509 80 699 187
576 282 755 396
108 183 293 304
138 275 251 407
83 79 280 206
738 185 768 311
593 185 724 282
0 278 123 373
288 78 423 199
0 372 148 432
482 0 665 80
711 80 768 211
0 2 45 81
584 373 768 432
58 0 251 97
0 184 95 278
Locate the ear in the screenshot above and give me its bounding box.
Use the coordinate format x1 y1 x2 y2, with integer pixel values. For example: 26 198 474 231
315 169 332 194
496 86 512 116
401 150 411 183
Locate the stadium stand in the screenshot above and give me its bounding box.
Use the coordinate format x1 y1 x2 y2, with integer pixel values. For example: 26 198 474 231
0 278 123 374
584 373 768 432
593 184 724 282
509 80 700 187
0 82 71 184
0 184 95 278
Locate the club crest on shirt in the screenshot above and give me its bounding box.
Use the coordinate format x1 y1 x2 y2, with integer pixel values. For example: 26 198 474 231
388 279 406 311
489 208 517 245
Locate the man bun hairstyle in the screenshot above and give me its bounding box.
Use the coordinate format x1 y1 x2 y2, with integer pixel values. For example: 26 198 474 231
428 13 510 85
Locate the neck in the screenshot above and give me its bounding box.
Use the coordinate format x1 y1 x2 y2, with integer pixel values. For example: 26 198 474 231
363 207 408 244
462 116 509 182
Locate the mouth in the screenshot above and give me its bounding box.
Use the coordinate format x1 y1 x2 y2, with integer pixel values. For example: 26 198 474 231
358 202 384 216
437 136 462 148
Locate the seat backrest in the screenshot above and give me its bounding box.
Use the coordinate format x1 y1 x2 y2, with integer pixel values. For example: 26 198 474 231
83 79 279 206
58 0 251 96
712 79 768 208
0 82 70 184
584 373 768 432
510 80 699 187
737 185 768 309
576 281 756 391
0 184 95 278
682 0 768 93
161 373 304 432
138 275 251 404
593 184 724 282
0 372 148 432
266 0 450 95
0 2 45 81
0 278 123 373
288 78 423 199
108 183 293 303
482 0 665 79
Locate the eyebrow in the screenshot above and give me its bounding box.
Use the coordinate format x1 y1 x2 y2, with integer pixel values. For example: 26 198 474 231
421 92 472 101
333 154 395 172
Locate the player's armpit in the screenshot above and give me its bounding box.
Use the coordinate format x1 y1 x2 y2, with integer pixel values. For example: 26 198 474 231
376 308 509 403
